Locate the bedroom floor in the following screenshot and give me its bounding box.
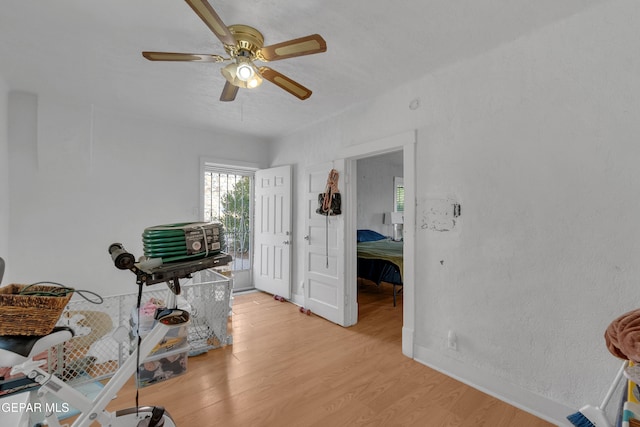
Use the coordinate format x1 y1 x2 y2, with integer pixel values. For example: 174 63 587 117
104 287 553 426
358 277 404 310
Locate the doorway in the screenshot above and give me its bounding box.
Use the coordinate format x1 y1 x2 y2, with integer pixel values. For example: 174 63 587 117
201 159 262 292
355 151 404 319
341 130 416 358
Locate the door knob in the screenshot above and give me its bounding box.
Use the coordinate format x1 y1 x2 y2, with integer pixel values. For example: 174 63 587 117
283 241 290 245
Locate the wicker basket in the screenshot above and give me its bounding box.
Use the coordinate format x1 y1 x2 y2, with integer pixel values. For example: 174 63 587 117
0 284 73 336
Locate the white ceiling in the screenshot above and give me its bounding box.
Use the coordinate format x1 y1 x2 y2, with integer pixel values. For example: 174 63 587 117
0 0 605 141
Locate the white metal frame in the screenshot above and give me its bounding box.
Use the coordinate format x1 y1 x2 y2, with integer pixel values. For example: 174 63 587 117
6 290 183 427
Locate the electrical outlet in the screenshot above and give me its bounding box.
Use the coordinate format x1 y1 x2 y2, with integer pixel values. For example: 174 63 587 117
447 330 458 351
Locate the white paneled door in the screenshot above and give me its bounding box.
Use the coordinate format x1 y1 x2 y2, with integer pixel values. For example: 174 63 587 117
253 165 292 299
304 160 346 326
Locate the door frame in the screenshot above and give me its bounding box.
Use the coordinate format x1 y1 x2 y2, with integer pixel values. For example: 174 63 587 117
199 157 261 291
340 130 416 358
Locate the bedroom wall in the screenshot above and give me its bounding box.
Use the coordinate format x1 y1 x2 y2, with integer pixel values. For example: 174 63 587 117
356 151 403 236
5 92 269 296
270 0 640 422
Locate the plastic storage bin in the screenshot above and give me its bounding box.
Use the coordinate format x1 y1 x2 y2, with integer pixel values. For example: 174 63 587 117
130 297 190 356
136 346 188 388
144 324 188 357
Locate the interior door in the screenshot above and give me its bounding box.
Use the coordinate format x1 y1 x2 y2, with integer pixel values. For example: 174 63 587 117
304 160 346 325
253 165 292 299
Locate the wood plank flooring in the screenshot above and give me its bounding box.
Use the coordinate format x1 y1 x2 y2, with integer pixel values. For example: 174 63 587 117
105 282 554 426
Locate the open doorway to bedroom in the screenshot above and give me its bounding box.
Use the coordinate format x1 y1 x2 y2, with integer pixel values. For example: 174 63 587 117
355 151 404 327
342 130 415 356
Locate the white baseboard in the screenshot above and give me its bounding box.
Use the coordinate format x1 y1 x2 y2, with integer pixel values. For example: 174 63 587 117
291 293 304 307
413 345 574 427
402 326 414 358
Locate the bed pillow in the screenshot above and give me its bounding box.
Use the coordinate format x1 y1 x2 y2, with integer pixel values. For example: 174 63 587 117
357 229 386 242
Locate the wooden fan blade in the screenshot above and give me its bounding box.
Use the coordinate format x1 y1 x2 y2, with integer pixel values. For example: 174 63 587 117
184 0 236 46
220 81 239 102
258 34 326 62
259 67 312 100
142 52 225 62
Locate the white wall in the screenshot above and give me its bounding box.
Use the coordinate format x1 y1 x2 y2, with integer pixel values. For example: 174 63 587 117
271 0 640 422
0 78 8 281
356 152 403 236
5 92 269 296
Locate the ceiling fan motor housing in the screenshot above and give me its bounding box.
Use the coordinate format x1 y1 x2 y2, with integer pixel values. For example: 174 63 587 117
226 25 264 59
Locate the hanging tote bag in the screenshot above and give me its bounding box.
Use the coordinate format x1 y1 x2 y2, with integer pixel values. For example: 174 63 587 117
316 169 341 216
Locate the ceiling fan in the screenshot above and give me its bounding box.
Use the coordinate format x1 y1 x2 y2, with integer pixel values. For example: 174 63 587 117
142 0 327 102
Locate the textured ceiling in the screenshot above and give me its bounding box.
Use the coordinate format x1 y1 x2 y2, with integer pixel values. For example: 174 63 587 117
0 0 605 141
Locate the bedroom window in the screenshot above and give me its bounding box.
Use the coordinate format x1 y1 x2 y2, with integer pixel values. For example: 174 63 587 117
203 164 254 287
394 176 404 212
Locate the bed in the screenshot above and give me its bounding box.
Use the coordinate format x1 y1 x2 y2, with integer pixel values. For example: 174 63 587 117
356 230 403 306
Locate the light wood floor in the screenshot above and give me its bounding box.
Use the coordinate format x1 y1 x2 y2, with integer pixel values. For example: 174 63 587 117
105 282 554 426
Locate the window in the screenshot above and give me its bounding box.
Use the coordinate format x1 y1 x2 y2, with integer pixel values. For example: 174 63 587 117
203 164 254 285
394 176 404 212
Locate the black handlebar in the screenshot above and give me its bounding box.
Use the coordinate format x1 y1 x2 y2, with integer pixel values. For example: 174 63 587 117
108 242 231 289
108 243 135 270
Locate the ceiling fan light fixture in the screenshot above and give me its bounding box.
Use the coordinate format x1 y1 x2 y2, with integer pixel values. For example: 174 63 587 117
246 74 262 89
221 62 263 89
221 62 239 82
236 62 254 81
